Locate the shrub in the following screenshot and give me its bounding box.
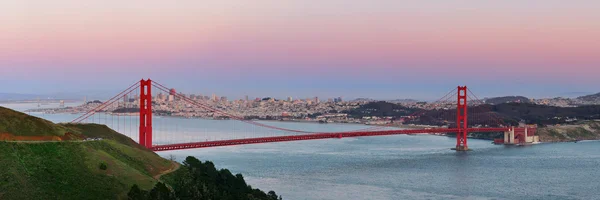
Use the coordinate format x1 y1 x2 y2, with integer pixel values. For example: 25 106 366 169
99 162 108 170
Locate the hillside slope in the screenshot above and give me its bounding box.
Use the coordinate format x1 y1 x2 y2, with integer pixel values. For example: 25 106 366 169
0 107 173 200
0 106 74 137
576 92 600 102
484 96 531 104
536 121 600 142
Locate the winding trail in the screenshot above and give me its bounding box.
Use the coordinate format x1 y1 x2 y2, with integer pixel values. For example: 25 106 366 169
154 161 181 181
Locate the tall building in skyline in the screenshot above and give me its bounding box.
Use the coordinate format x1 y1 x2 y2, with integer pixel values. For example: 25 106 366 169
157 93 166 101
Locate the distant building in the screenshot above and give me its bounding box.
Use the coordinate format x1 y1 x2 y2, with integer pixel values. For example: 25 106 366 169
287 96 293 102
157 93 166 101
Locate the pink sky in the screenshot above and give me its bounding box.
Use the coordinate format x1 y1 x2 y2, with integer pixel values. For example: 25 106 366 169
1 0 599 99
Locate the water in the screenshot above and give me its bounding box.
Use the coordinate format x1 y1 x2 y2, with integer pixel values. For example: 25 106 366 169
2 102 600 200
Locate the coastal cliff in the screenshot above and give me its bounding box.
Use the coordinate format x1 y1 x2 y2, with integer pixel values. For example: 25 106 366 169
536 121 600 142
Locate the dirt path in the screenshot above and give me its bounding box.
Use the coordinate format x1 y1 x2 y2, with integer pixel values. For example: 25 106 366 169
154 161 181 181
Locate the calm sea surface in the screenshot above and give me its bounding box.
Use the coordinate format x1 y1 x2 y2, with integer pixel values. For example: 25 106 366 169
3 102 600 200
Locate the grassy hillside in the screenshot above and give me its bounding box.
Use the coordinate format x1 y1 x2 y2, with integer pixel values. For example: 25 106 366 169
536 121 600 142
61 123 144 149
0 107 174 200
0 106 74 137
0 140 172 200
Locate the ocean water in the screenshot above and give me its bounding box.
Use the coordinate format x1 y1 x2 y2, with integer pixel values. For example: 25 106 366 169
3 102 600 200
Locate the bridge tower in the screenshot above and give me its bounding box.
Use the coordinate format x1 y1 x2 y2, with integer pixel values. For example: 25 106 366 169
455 86 468 151
139 79 153 148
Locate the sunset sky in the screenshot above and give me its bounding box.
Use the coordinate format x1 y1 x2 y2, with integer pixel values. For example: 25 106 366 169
1 0 599 100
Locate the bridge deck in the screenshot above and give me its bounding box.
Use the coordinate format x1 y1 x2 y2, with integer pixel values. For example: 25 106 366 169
151 127 511 151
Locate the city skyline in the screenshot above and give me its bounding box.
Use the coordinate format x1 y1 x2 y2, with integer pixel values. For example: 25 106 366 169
1 0 599 99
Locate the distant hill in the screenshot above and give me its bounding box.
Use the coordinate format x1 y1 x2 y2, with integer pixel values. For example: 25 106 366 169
483 96 531 104
0 93 39 100
576 92 600 102
351 98 375 102
344 101 419 118
0 106 75 137
409 103 600 127
558 92 593 98
387 99 419 103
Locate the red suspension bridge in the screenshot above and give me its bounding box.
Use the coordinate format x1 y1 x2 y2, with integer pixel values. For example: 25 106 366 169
70 79 535 152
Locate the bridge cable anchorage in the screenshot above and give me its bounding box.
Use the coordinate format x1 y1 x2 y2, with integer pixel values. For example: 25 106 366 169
71 81 141 123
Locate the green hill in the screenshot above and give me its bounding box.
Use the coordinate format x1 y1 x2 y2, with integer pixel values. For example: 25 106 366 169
0 106 174 200
0 106 74 137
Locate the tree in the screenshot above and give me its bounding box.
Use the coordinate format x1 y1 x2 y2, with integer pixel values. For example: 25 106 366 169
142 156 282 200
128 184 145 200
267 191 279 200
149 182 176 200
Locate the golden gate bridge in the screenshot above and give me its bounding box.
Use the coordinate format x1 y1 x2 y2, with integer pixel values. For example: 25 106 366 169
70 79 535 151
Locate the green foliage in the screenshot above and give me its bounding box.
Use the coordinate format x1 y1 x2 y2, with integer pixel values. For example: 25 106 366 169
0 106 74 136
135 156 281 200
148 182 176 200
566 127 595 139
0 140 172 199
128 184 149 200
99 162 108 170
61 123 145 149
546 129 567 140
0 107 173 199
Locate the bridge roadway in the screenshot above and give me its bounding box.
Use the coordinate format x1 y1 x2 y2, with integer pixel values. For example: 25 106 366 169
151 127 510 151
